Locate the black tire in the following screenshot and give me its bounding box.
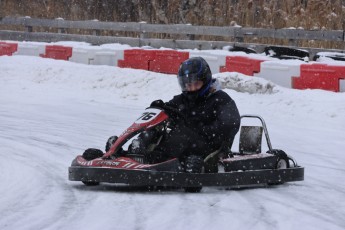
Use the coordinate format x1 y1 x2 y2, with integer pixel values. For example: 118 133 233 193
267 149 290 169
82 148 104 161
105 136 118 152
276 158 288 169
267 149 289 185
81 148 103 186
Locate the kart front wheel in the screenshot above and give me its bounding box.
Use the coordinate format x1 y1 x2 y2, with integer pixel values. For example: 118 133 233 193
82 148 104 161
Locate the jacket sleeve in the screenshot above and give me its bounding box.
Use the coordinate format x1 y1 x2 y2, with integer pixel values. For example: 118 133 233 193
165 94 182 108
200 94 240 148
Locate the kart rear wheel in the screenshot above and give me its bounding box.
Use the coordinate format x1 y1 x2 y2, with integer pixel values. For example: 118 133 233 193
268 159 288 186
268 150 289 185
276 158 288 169
267 149 290 169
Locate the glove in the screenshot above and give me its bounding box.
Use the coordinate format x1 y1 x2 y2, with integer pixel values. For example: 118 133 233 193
150 99 165 109
150 99 185 124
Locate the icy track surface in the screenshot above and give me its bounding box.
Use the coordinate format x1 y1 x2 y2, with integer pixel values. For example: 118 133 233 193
1 56 345 230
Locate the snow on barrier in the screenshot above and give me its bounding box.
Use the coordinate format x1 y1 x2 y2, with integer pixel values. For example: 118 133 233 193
0 42 18 56
220 56 267 76
292 63 345 92
40 45 73 60
254 60 304 88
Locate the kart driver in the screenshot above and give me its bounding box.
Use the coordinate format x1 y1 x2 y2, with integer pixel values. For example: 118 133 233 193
121 57 241 172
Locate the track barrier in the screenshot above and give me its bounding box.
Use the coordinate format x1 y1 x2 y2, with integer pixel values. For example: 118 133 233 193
292 64 345 92
0 42 18 56
149 50 189 74
2 40 345 92
118 49 155 70
220 56 266 76
254 61 303 88
40 45 73 60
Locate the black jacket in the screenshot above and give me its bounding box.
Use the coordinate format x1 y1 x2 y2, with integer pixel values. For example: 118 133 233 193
166 89 240 151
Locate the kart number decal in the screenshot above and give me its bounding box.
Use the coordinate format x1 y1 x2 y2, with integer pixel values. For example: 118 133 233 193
135 108 162 124
137 112 156 121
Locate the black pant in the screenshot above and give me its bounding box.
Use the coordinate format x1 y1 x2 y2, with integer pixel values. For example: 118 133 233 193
144 125 213 163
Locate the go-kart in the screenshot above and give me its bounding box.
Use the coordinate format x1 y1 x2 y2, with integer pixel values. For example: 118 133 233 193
68 106 304 192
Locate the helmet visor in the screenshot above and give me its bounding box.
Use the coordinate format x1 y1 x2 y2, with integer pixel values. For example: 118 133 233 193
178 73 204 92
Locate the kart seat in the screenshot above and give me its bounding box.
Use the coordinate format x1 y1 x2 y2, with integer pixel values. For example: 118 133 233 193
239 126 263 154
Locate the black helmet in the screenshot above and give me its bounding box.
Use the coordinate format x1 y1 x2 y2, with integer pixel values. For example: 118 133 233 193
177 57 212 100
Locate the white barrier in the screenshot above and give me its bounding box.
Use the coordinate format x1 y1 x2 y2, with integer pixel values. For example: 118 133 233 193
189 51 227 74
69 48 125 66
69 48 95 64
93 50 124 66
254 60 304 88
339 79 345 92
14 43 45 56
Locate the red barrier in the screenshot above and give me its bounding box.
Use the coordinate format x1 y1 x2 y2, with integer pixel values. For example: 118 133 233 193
292 64 345 92
118 49 155 70
40 45 73 60
220 56 265 76
0 42 18 56
149 50 189 74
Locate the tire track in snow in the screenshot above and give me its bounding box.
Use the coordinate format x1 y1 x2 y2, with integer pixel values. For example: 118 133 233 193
0 106 96 230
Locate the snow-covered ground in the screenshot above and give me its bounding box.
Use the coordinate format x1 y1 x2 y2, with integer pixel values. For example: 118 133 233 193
1 55 345 230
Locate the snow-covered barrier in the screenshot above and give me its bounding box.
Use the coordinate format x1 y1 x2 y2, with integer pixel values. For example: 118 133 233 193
15 42 46 56
254 60 304 88
189 51 227 74
293 63 345 92
254 60 345 92
118 49 189 74
0 41 18 56
69 47 94 64
69 47 124 66
2 40 345 92
220 56 269 76
39 45 73 60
